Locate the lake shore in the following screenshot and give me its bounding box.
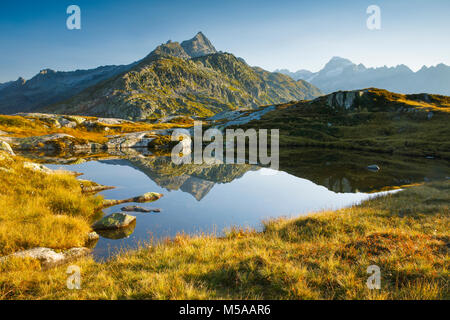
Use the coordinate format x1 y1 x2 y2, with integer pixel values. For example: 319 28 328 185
0 148 448 299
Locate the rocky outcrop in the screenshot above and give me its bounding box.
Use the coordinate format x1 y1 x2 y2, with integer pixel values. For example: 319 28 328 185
8 133 100 152
0 247 91 269
326 90 366 110
3 113 174 152
92 212 136 230
23 161 82 176
105 131 158 149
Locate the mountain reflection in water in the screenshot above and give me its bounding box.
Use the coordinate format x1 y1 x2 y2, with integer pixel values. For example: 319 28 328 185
27 148 448 259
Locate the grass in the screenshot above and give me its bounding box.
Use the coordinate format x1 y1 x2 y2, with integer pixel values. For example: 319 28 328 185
0 114 191 144
1 176 448 299
0 152 103 256
233 88 450 159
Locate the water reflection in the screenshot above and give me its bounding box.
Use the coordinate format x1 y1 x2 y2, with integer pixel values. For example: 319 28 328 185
22 147 449 259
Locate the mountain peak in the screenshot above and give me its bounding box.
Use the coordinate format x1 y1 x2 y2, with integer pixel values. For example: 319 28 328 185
39 68 56 75
324 56 354 68
146 41 190 61
181 32 217 58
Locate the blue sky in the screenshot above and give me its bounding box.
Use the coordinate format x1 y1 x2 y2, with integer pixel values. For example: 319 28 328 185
1 0 449 82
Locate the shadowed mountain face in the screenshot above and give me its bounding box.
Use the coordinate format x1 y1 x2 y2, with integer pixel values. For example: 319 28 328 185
277 56 450 95
43 35 321 120
0 33 321 119
0 65 133 114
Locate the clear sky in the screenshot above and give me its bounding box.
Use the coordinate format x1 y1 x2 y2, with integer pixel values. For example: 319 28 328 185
1 0 449 82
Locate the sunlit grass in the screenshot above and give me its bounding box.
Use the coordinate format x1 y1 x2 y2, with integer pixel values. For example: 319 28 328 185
0 153 102 256
1 178 447 300
0 114 192 144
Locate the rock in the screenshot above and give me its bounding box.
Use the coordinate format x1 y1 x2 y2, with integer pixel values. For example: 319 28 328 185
85 232 99 249
65 115 86 124
15 133 75 150
335 92 344 107
87 231 99 241
0 247 90 269
23 161 82 176
92 212 137 230
23 162 54 174
79 180 115 193
121 206 161 213
102 192 163 207
367 164 380 172
105 131 157 149
57 118 77 128
95 221 136 239
97 118 133 125
0 140 15 156
344 91 356 109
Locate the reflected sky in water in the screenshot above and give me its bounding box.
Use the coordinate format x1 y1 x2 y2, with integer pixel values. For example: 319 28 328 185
48 160 391 259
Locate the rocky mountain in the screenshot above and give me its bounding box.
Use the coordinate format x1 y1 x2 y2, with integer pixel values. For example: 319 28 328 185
274 69 314 82
0 32 321 119
181 32 217 58
0 64 134 114
278 56 450 95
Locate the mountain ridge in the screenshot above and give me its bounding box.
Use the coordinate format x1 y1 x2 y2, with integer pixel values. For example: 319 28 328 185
41 33 321 119
0 32 321 119
276 57 450 95
0 64 135 114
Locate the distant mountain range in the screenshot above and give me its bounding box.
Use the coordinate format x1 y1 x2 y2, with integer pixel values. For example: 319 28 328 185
276 56 450 95
0 32 321 119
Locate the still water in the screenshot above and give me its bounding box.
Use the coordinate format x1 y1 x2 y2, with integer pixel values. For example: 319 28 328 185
40 147 449 260
45 155 402 259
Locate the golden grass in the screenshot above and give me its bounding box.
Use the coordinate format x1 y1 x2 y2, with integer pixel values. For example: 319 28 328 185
0 115 192 144
0 153 102 256
1 179 448 300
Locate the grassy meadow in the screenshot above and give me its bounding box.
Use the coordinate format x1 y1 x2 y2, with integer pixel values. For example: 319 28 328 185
234 89 450 159
0 154 448 299
0 152 103 256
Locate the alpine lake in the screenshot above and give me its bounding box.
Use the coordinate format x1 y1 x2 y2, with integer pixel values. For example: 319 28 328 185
18 147 450 260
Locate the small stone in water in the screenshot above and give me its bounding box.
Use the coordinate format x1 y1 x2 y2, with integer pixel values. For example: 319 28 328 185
121 206 161 213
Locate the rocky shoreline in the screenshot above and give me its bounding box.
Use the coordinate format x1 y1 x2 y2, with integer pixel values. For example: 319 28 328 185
0 143 164 269
0 113 178 153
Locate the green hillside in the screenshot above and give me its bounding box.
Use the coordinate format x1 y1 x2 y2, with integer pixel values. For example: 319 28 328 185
44 36 321 120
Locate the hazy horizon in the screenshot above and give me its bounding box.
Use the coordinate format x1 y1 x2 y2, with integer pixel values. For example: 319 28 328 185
1 0 449 82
